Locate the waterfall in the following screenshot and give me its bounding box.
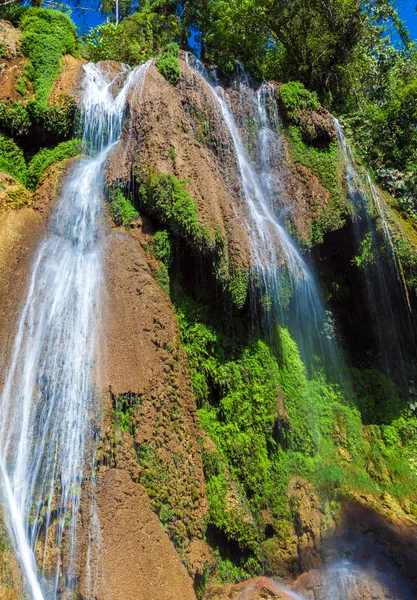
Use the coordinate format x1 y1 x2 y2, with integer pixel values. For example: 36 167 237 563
187 57 342 373
334 119 415 384
0 60 150 599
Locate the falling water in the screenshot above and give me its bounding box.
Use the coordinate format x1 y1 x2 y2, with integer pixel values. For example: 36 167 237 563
334 119 415 383
0 60 150 599
188 57 341 371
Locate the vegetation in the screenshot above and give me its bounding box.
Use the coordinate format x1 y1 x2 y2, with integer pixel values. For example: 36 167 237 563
0 135 27 184
20 8 77 105
27 139 82 191
174 283 417 580
83 8 179 64
108 187 139 226
136 168 211 248
135 169 250 307
286 125 348 245
156 42 180 85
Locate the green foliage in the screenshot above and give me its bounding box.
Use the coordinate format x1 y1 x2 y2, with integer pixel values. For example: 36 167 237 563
353 231 376 268
108 188 139 226
152 230 172 265
147 230 172 294
229 268 250 309
14 78 28 97
279 81 320 119
286 126 348 245
0 44 8 59
173 284 417 577
156 42 180 85
83 9 179 65
136 168 212 249
27 138 82 191
0 97 76 141
112 392 144 433
0 134 27 184
165 145 176 160
136 169 249 306
20 8 77 105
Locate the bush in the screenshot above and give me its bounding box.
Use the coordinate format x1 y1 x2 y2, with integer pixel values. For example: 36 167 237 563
279 81 320 119
27 138 82 190
0 97 76 141
83 9 179 65
20 8 77 105
0 135 27 184
108 188 139 226
136 168 211 248
156 42 180 85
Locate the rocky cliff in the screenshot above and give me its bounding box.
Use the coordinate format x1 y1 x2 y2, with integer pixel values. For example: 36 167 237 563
0 15 417 600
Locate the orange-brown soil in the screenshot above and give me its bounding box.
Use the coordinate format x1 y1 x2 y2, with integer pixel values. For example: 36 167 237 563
0 20 27 103
49 54 85 106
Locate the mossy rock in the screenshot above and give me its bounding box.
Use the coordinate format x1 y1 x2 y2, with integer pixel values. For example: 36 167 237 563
0 172 32 210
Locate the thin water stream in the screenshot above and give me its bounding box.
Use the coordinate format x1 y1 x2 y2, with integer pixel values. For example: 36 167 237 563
0 61 149 599
188 57 341 372
334 119 415 383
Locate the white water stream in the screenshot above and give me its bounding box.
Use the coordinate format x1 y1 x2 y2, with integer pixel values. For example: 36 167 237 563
0 61 149 599
188 57 341 370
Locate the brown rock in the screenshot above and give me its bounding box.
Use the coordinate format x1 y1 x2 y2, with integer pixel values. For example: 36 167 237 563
78 469 197 600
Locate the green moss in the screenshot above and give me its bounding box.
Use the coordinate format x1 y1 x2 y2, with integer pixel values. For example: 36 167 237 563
173 284 417 578
136 169 250 307
112 392 144 433
279 81 320 119
0 97 76 140
0 101 31 136
27 138 82 191
156 42 180 85
0 134 27 184
136 168 212 249
286 125 348 245
229 268 250 309
14 78 28 97
108 187 139 226
147 230 172 294
20 8 77 105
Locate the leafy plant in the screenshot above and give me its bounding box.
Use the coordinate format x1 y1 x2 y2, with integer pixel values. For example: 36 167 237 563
0 134 28 184
20 8 77 105
156 42 180 85
108 187 139 226
27 138 82 191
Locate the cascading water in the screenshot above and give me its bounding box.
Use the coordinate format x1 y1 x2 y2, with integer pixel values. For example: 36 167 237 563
0 60 150 599
334 120 415 384
188 57 341 372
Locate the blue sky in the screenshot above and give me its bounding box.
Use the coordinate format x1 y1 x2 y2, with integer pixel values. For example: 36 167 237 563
70 0 417 39
398 0 417 40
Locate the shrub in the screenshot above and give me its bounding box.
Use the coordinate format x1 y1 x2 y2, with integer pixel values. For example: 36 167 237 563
20 8 77 105
0 97 76 141
27 138 82 190
279 81 336 145
156 42 180 85
136 168 211 248
108 188 139 226
0 135 28 184
279 81 320 119
83 10 179 65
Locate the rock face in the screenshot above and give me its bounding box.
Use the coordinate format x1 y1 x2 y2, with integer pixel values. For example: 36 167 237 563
0 20 24 103
204 577 299 600
79 218 211 592
78 469 196 600
106 58 252 273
